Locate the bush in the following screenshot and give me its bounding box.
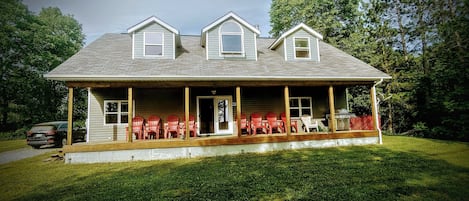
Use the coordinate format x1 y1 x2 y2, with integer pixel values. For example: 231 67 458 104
0 128 28 140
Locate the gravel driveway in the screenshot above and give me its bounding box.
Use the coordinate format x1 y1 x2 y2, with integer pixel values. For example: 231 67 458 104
0 147 59 165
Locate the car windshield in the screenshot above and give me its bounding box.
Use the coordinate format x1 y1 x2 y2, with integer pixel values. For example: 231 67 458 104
30 126 55 133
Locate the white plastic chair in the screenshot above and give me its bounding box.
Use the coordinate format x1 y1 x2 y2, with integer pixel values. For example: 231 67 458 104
300 115 319 132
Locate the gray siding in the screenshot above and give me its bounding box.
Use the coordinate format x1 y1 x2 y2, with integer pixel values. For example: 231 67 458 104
89 88 128 142
284 29 320 61
276 41 285 59
134 88 184 120
87 87 346 141
133 22 175 59
206 19 257 60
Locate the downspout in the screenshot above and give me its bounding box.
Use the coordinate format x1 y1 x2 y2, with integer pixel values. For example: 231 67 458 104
373 78 384 144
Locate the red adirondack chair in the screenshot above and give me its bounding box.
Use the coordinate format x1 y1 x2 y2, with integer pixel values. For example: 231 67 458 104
182 114 198 137
147 115 161 139
132 116 145 140
280 112 299 133
240 113 250 135
165 115 180 139
266 112 281 134
250 112 265 135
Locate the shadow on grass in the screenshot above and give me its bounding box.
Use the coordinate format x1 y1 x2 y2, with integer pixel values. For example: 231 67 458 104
11 146 469 201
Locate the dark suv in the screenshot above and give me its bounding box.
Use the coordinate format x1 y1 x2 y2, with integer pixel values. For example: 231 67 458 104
26 121 86 149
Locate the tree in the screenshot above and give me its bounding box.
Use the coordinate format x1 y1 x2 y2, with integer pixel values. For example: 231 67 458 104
270 0 469 141
418 0 469 140
0 0 85 131
269 0 362 46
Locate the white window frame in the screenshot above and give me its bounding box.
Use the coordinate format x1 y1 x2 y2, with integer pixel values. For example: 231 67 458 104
293 37 311 59
219 21 244 57
104 100 134 125
144 32 164 57
289 97 313 117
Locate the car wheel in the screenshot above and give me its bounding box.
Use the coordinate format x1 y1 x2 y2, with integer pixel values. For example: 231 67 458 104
32 145 41 149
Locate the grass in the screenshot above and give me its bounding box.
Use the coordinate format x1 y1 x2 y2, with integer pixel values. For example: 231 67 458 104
0 139 28 153
0 135 468 201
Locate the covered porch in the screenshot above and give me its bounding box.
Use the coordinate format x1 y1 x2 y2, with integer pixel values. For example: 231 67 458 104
63 80 382 163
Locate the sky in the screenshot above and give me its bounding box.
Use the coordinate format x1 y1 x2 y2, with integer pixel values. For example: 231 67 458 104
22 0 273 45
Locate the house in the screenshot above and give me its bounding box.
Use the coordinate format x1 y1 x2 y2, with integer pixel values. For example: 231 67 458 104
45 12 390 163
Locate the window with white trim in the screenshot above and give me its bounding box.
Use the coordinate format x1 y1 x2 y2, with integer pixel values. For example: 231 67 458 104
289 97 313 117
104 100 128 124
294 37 310 59
220 21 243 55
144 32 163 56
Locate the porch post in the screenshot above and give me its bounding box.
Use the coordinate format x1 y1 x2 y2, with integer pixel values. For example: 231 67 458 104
328 85 336 133
185 87 190 140
66 87 73 146
284 86 291 135
236 86 242 137
127 87 133 143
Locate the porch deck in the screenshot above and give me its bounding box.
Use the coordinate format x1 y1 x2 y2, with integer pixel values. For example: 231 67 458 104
63 130 378 163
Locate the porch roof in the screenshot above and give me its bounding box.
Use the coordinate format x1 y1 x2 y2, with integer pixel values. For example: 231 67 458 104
45 34 391 83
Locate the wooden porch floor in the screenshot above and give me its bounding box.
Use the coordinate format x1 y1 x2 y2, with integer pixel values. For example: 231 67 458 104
64 130 378 153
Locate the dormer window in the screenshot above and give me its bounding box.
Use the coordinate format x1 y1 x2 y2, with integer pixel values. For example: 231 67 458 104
220 21 243 55
294 37 310 59
144 32 163 56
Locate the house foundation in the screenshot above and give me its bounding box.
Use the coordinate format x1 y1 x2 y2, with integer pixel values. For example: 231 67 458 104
64 136 378 164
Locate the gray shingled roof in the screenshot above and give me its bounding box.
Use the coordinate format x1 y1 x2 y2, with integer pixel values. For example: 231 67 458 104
45 33 390 82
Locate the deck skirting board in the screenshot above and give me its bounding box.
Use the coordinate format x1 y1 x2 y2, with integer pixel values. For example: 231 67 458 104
64 137 378 164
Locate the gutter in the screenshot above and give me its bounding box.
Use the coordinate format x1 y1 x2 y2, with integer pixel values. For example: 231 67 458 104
373 78 384 144
43 74 392 82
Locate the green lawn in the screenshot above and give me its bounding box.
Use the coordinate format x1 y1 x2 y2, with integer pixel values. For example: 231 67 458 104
1 135 468 201
0 139 28 153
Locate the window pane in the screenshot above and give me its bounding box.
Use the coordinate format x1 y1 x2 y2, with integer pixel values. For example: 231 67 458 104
222 35 242 52
290 99 299 107
290 109 300 117
106 102 118 112
296 50 309 58
106 114 118 124
145 32 162 44
301 98 311 107
221 22 241 32
145 45 162 56
301 109 311 116
218 100 228 123
121 102 128 112
295 38 309 47
121 114 128 123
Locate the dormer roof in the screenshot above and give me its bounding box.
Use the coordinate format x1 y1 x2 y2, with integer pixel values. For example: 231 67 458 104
127 15 179 34
201 11 260 46
269 23 323 50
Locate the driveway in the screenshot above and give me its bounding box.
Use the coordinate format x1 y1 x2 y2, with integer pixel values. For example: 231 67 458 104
0 147 59 165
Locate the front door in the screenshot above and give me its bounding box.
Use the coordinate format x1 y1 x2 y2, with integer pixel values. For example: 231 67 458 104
197 96 233 135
